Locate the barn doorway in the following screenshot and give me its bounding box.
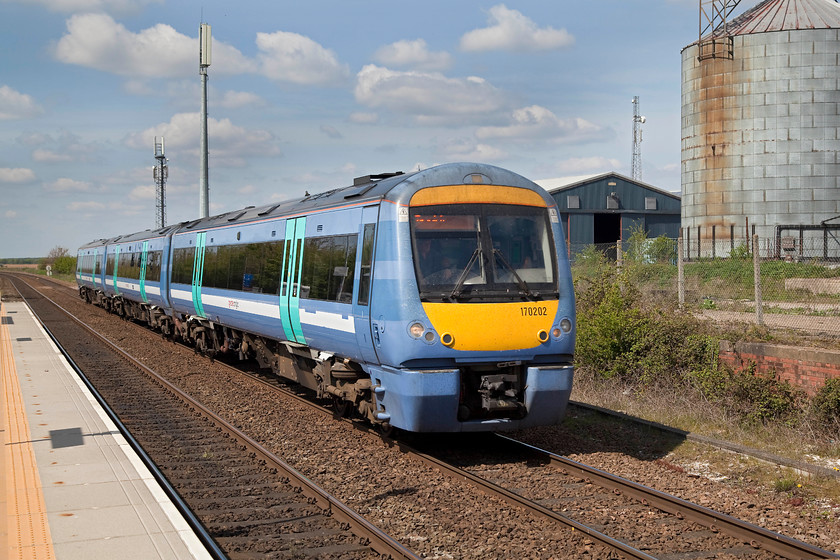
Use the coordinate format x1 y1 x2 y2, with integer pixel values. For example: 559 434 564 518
594 213 621 260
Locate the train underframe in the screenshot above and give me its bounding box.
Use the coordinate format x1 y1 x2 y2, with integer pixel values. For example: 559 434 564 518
79 286 535 432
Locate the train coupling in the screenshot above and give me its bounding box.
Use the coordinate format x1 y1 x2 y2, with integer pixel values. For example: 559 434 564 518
478 373 526 418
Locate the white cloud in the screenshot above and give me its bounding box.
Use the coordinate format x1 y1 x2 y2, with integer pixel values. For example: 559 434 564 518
320 125 342 139
354 65 510 125
374 39 452 71
68 200 106 212
4 210 17 219
460 5 574 52
129 184 155 200
218 90 265 109
0 168 37 183
438 139 507 163
476 105 609 143
33 149 73 163
54 13 255 78
0 85 44 120
44 177 96 192
554 156 621 174
54 15 351 87
349 112 379 125
125 112 281 167
256 31 349 85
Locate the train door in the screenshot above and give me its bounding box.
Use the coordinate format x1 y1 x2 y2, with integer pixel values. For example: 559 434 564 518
353 207 380 364
93 248 101 288
139 241 149 303
279 217 306 344
112 245 121 295
191 232 207 317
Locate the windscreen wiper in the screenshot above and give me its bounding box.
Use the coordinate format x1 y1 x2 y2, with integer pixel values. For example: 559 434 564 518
448 248 482 301
493 248 538 298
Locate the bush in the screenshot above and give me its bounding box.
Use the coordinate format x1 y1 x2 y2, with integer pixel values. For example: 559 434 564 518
575 259 719 385
811 378 840 430
52 255 77 275
726 369 802 425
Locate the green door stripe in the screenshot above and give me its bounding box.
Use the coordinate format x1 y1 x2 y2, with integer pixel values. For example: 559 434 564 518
192 233 206 318
279 222 296 341
113 245 120 295
140 241 149 303
290 218 306 344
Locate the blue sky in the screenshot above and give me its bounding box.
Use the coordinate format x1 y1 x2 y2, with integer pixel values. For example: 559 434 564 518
0 0 731 258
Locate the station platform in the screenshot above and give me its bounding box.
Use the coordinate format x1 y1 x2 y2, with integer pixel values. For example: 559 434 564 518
0 298 213 560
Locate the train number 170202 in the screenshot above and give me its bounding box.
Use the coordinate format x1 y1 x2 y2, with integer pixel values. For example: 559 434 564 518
521 306 548 317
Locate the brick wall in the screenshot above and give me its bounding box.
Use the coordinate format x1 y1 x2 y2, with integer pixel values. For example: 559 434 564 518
719 341 840 396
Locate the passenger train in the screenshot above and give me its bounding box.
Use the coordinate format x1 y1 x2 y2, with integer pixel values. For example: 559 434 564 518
76 163 575 433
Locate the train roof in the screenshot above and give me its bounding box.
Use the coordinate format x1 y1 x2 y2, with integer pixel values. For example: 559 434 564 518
173 170 411 235
78 163 548 248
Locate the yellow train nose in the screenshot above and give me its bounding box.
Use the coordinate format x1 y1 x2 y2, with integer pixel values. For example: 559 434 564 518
421 301 557 351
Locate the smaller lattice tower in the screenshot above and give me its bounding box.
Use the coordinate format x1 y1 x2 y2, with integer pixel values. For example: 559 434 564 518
631 96 645 181
153 136 168 228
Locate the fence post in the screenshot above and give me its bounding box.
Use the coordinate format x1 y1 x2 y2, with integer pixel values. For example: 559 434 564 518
753 234 763 326
678 236 685 308
616 239 622 271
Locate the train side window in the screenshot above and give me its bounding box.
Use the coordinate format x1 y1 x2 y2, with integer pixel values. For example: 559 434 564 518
300 233 358 303
171 247 194 284
358 224 375 306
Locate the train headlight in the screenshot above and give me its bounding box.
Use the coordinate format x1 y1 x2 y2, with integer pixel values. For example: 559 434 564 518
537 329 549 343
560 318 572 333
409 322 425 338
441 332 454 347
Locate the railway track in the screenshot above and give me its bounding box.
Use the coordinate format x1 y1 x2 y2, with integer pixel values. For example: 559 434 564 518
7 273 840 559
4 274 419 560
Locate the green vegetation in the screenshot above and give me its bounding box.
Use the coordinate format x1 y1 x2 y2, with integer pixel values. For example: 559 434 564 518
571 234 840 444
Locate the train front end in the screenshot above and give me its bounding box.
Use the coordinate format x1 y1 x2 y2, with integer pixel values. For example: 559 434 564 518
368 164 575 432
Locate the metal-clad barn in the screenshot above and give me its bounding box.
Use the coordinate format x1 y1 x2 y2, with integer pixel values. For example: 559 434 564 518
538 172 681 252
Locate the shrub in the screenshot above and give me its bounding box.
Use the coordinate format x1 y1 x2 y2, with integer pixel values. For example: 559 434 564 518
52 255 77 275
811 378 840 430
726 370 802 425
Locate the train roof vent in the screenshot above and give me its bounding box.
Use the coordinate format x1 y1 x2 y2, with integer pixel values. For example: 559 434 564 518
345 171 404 199
353 171 403 186
258 203 283 216
227 210 248 222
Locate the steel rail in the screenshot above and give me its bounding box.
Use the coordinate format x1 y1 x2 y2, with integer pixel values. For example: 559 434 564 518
11 274 421 560
496 434 840 560
393 440 659 560
5 276 228 560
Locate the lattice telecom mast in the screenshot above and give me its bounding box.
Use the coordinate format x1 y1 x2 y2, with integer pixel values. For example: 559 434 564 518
153 137 168 228
698 0 742 60
199 22 211 218
631 96 645 181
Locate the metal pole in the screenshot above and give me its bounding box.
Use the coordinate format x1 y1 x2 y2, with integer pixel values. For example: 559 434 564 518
678 236 685 308
199 70 209 218
199 22 211 219
753 234 763 326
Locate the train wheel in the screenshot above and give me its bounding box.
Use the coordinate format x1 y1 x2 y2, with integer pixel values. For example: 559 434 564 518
377 422 396 439
332 396 350 418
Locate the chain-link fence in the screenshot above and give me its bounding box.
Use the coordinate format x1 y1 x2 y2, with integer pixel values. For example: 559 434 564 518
569 234 840 337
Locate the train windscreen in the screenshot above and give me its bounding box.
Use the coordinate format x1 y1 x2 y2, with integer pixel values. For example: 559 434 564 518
411 203 557 302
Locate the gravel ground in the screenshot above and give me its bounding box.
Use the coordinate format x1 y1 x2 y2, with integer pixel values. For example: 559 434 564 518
13 276 840 557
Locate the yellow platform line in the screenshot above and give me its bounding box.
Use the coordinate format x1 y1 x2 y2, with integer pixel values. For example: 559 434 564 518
1 302 54 560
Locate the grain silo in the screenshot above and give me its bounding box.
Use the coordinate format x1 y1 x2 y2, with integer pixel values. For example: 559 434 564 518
681 0 840 259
